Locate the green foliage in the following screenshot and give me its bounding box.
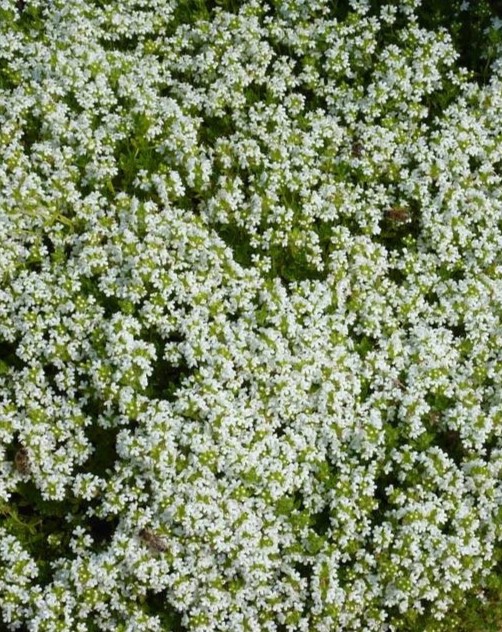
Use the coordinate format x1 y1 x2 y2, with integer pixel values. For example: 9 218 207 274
1 0 502 630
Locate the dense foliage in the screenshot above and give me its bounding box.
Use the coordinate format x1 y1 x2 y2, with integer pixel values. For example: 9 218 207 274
1 0 501 630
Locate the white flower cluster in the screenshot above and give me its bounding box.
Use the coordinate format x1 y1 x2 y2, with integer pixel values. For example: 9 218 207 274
1 0 501 630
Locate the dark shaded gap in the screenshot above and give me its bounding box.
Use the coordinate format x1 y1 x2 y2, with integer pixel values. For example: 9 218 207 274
78 423 121 479
87 514 120 549
350 333 377 360
387 267 407 286
0 340 24 371
80 277 121 318
447 322 467 339
146 338 191 402
143 590 186 631
434 428 465 466
216 223 255 269
309 505 331 537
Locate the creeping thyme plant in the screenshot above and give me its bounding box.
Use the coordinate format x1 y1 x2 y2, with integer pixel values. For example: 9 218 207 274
1 0 502 630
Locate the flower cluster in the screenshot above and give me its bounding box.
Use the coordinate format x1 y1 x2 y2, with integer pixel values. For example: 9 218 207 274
0 0 501 630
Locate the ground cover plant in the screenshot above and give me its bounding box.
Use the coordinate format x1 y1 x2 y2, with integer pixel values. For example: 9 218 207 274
0 0 502 630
